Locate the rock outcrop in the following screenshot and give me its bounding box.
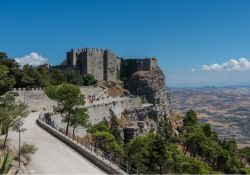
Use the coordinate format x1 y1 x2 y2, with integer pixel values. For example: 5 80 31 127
127 67 171 120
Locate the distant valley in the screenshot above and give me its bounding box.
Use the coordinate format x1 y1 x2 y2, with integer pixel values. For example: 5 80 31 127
170 86 250 147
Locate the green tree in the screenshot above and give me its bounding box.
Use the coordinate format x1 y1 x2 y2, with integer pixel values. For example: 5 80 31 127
182 158 213 174
0 93 28 147
239 147 250 164
70 107 89 140
87 120 109 134
157 117 174 142
0 149 13 174
93 131 124 157
202 123 212 137
128 133 159 174
183 109 198 127
45 83 85 136
83 74 97 86
147 135 168 174
220 139 237 156
0 52 7 60
0 65 16 95
65 69 83 86
50 69 66 85
109 109 122 143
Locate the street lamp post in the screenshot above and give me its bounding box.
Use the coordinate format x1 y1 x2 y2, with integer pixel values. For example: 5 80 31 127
19 124 21 167
17 119 24 168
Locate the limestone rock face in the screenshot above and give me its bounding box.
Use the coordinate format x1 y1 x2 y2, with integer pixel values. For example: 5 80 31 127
127 67 171 119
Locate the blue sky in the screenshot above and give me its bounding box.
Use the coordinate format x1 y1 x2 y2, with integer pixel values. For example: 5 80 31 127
1 0 250 87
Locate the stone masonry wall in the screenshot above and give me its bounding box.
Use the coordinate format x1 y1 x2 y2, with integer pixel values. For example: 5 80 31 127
87 97 142 124
66 48 119 82
86 49 104 81
13 88 57 111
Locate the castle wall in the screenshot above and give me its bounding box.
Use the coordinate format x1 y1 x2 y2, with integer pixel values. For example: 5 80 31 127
13 88 57 111
104 50 117 82
79 52 88 74
66 48 158 83
66 48 119 82
66 51 74 66
137 58 158 71
86 97 142 124
87 49 104 81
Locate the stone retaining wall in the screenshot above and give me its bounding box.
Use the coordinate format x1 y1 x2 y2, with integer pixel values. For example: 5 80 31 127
13 88 56 111
87 97 142 124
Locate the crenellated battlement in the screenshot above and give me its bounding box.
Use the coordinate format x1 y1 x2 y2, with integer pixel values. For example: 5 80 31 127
71 48 113 55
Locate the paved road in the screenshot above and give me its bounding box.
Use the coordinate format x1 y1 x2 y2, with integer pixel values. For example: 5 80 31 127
9 112 105 174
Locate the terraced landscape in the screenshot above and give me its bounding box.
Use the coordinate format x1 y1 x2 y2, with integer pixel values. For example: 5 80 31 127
170 86 250 146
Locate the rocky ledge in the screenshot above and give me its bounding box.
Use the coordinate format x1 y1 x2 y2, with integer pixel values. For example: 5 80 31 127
127 67 171 120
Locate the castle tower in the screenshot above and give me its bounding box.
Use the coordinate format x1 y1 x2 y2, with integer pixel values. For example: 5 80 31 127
66 48 119 82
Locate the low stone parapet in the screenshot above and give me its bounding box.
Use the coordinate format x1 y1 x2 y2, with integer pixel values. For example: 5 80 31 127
36 118 125 175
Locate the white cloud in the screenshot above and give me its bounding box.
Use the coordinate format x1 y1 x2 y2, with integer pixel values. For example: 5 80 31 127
202 64 223 71
15 52 48 67
201 57 250 72
191 68 196 72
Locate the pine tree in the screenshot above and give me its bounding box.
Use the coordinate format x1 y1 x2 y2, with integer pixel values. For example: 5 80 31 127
109 109 122 143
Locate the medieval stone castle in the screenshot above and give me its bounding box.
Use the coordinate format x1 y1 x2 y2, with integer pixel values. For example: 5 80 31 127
66 48 158 82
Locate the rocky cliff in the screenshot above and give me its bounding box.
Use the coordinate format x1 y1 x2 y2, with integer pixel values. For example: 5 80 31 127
127 67 171 120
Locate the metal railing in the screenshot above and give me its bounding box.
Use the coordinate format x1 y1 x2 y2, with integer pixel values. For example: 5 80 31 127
39 112 142 174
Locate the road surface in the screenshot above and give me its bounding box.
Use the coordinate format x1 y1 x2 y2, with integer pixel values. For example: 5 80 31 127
9 112 105 174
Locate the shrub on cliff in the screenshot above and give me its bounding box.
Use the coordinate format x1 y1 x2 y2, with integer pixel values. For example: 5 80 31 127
83 74 97 86
87 121 109 134
183 109 198 127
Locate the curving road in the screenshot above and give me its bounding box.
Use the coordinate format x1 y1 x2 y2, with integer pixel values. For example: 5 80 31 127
9 112 105 174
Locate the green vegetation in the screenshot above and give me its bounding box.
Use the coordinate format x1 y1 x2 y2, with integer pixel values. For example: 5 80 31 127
0 149 13 174
87 109 250 174
109 109 122 144
0 53 97 92
0 91 29 174
45 83 85 136
0 52 8 60
88 110 124 159
0 65 15 96
93 131 124 157
87 120 109 134
183 109 198 126
19 142 37 162
239 147 250 164
0 92 29 147
70 107 89 140
82 74 97 86
1 51 249 174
